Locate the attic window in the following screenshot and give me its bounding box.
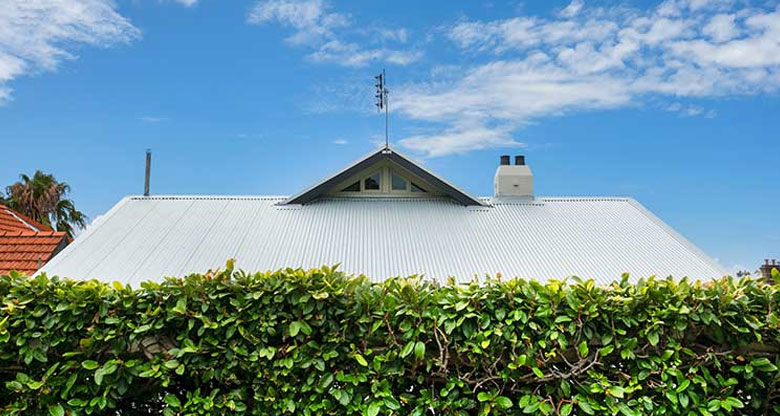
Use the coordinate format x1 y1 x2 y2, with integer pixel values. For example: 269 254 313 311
391 172 408 190
333 167 429 196
341 181 360 192
364 172 381 190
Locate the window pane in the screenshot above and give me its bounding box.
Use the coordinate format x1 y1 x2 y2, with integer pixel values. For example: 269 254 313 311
411 182 426 193
341 181 360 192
364 172 381 190
391 172 408 190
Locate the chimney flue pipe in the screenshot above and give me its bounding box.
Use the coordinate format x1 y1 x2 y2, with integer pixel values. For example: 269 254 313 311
144 149 151 197
500 155 510 165
515 155 525 166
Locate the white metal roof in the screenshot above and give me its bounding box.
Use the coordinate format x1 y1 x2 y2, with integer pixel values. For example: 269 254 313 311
39 195 727 286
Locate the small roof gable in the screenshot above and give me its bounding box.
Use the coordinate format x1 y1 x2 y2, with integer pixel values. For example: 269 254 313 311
0 205 68 275
0 204 52 232
282 146 485 206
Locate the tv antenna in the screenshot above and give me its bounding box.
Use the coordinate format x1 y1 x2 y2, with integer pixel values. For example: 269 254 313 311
375 69 389 149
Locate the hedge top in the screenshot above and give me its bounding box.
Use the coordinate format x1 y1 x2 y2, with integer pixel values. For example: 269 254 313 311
1 265 778 415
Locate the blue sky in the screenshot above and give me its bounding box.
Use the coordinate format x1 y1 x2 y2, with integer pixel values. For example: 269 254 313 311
0 0 777 274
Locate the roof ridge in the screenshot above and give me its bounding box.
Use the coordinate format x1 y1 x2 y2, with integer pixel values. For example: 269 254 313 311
125 195 633 201
536 197 631 201
130 195 288 201
0 204 53 232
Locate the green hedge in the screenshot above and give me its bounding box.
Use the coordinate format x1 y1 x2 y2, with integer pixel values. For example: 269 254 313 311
1 264 779 415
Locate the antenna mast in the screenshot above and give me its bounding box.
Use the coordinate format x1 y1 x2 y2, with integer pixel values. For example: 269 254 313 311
375 69 389 149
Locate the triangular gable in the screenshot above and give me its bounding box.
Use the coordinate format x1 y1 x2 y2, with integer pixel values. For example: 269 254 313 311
282 146 485 206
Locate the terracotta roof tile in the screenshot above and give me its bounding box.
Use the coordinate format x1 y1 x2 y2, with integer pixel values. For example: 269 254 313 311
0 204 53 232
0 230 68 275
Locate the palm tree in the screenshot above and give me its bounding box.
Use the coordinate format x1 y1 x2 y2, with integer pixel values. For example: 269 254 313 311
4 171 87 239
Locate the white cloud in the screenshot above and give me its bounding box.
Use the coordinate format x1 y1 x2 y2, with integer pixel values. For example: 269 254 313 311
399 122 524 158
684 106 703 116
665 102 715 117
376 28 409 43
247 0 348 45
397 57 631 122
83 213 106 234
172 0 198 6
309 39 421 66
333 137 347 145
703 13 739 42
668 10 780 68
247 0 419 67
558 0 584 18
396 2 780 156
0 0 140 104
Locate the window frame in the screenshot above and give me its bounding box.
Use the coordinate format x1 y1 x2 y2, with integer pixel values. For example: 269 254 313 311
390 170 410 193
330 165 434 197
362 170 383 193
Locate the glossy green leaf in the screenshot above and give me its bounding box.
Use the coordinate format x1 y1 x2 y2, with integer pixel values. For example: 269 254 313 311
0 267 777 415
47 404 64 416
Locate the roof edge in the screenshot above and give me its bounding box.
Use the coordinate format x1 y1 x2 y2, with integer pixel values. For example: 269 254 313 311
1 204 53 232
129 195 289 201
35 196 134 277
108 195 646 202
626 198 729 278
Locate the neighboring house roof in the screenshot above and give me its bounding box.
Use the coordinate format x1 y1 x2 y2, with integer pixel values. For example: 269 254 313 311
0 204 49 232
284 147 484 206
0 205 68 275
38 195 727 286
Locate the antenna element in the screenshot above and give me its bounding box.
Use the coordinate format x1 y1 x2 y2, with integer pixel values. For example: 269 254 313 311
375 69 389 149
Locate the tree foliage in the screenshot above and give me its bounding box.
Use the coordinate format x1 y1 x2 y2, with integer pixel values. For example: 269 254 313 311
3 170 87 239
1 265 779 415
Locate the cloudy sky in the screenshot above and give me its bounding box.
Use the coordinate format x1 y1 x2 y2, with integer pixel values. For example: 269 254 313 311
1 0 778 274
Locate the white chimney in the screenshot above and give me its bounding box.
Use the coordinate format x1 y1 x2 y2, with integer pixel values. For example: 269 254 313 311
494 155 533 198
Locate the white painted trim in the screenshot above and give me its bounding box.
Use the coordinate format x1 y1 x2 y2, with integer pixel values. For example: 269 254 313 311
626 198 729 277
329 161 440 198
3 209 40 231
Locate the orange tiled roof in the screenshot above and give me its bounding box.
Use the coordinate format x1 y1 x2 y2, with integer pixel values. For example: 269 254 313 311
0 231 67 275
0 204 52 232
0 205 67 275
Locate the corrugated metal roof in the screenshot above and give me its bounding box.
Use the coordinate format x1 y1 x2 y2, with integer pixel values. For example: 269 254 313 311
38 195 727 285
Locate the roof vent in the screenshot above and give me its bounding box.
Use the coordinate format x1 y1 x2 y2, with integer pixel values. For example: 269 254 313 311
494 154 533 198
